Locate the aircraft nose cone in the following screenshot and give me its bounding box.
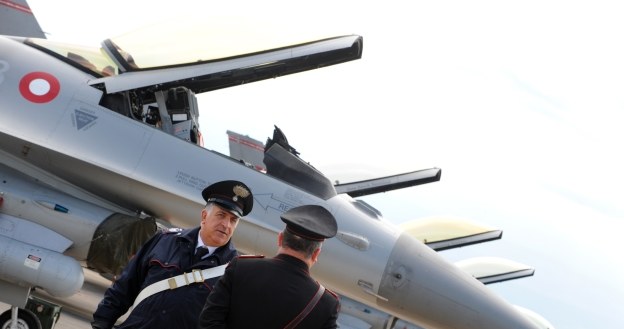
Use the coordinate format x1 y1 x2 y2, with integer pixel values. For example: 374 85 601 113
378 232 538 329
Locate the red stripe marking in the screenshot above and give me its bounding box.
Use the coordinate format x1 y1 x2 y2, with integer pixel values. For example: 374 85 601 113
228 135 265 151
0 0 33 14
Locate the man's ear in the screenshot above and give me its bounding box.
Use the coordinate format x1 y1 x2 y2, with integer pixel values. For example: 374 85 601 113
311 247 321 263
277 231 284 247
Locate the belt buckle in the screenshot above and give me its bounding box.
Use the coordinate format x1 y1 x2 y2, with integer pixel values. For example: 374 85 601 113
192 269 204 283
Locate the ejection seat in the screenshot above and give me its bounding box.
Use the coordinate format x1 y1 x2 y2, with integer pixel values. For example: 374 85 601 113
154 87 201 145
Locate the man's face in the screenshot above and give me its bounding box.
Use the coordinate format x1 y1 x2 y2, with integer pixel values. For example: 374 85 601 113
199 204 240 247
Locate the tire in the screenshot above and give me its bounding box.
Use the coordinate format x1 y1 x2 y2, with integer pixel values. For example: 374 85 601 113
0 309 42 329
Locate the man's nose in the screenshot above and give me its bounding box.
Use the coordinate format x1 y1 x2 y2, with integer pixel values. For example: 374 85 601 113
223 218 235 229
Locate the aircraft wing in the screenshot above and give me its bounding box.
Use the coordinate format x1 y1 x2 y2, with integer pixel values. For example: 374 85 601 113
334 168 442 197
226 129 442 197
400 217 503 251
455 257 535 284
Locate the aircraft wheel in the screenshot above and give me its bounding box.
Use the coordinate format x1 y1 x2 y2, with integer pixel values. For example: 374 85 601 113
0 309 42 329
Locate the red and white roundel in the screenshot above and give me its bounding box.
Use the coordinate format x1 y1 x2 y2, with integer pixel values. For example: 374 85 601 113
19 72 60 103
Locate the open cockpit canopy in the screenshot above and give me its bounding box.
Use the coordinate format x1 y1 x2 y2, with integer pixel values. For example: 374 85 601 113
24 16 362 94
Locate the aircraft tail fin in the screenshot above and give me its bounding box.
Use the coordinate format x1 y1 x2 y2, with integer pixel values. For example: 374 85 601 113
227 130 267 172
0 0 45 38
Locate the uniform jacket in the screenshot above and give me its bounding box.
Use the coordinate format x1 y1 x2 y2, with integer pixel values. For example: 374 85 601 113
198 253 341 329
92 227 238 329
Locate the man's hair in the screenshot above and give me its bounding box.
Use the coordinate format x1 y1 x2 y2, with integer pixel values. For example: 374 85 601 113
282 229 322 258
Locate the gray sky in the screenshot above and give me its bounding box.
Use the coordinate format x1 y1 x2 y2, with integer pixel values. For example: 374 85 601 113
27 0 624 328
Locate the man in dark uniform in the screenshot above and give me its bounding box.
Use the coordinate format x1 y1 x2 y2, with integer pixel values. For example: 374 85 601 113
91 180 253 329
198 204 341 329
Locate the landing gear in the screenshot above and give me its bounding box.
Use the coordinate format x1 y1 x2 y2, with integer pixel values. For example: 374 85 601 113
0 307 42 329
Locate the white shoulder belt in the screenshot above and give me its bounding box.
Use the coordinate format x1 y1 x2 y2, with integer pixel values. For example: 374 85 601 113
132 264 227 309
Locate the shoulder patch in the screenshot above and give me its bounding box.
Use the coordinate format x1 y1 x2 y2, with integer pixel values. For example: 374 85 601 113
237 254 265 259
165 227 183 234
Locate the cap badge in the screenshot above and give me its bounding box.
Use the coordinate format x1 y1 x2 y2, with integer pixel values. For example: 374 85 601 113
233 185 250 200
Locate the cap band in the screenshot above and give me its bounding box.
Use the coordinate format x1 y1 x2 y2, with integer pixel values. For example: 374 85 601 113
207 197 243 217
285 226 326 241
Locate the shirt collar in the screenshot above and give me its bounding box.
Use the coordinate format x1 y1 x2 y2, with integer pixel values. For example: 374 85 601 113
196 237 217 255
178 227 237 262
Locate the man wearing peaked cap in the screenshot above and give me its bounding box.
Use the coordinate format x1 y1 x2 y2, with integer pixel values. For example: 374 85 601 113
202 180 253 218
198 204 341 329
93 180 253 329
281 204 338 241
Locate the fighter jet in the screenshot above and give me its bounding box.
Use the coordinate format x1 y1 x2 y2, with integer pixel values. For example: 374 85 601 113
0 4 546 329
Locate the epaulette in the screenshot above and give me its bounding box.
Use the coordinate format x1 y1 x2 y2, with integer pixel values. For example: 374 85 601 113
237 254 265 259
164 227 183 234
325 287 339 300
